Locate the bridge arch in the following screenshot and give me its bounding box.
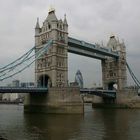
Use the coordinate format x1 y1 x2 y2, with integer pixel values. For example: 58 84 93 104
108 81 117 90
38 74 52 88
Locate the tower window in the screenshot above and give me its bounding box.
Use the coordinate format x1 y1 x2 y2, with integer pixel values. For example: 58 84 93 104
60 25 62 30
48 24 51 29
110 73 113 77
107 74 109 78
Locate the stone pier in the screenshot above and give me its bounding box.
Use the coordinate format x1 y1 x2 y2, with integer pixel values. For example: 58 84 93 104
92 89 140 108
24 87 84 114
92 35 140 108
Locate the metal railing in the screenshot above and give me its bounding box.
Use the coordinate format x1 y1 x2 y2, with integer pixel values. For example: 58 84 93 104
68 37 119 58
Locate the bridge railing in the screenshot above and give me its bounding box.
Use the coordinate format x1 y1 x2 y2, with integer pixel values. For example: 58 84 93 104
0 86 47 89
0 86 48 93
80 88 116 98
68 37 119 58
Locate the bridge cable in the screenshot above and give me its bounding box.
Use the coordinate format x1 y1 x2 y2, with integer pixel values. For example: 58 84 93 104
126 62 140 85
126 62 140 88
0 40 53 81
0 46 35 71
0 41 51 78
0 40 52 81
0 48 35 75
127 66 140 88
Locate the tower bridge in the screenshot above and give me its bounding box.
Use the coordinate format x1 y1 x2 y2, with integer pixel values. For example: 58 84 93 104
0 8 139 113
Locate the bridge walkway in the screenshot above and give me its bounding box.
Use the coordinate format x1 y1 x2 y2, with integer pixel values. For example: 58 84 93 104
0 87 116 98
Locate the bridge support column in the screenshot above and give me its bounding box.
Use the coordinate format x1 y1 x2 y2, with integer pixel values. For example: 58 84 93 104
92 35 129 108
24 87 84 114
92 96 116 108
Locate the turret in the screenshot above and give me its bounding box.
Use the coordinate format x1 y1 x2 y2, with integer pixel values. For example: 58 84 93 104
35 18 40 35
47 7 58 22
35 8 69 87
107 34 125 52
64 14 68 32
35 18 41 46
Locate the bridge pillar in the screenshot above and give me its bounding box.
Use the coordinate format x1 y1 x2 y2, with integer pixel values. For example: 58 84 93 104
24 87 84 114
101 35 127 104
35 8 68 88
102 35 127 91
93 35 127 107
24 8 83 113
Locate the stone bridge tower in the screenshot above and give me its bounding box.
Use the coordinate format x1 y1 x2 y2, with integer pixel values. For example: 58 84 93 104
35 8 68 87
102 35 127 91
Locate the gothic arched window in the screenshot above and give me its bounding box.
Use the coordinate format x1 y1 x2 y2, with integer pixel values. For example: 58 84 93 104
48 23 51 29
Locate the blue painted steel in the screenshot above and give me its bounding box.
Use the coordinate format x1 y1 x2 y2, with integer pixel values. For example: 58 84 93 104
126 62 140 88
68 37 119 59
0 87 48 93
0 86 116 98
0 40 53 81
80 88 116 98
0 46 35 71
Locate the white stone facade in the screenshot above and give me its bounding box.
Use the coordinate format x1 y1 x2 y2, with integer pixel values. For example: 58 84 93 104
102 35 127 90
35 9 68 87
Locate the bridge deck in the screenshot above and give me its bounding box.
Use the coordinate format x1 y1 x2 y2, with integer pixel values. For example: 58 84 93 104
80 89 116 98
0 87 116 98
0 87 48 93
68 37 119 59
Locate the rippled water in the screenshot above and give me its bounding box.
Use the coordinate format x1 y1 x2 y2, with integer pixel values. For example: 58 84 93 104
0 104 140 140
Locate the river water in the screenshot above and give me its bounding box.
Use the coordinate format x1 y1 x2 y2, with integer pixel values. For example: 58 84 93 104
0 104 140 140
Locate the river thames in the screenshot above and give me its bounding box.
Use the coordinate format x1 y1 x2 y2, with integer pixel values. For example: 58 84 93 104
0 104 140 140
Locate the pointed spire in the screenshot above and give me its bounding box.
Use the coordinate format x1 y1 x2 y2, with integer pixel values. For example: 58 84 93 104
35 17 40 29
46 7 57 22
64 14 68 25
110 33 115 39
49 5 55 14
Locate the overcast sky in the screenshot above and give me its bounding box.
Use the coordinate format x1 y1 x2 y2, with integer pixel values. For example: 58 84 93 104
0 0 140 87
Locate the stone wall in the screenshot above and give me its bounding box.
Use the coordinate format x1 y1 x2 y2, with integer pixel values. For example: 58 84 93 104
92 89 140 108
116 89 140 108
24 87 84 114
102 35 127 90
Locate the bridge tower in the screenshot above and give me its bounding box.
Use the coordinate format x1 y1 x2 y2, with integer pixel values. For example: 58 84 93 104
24 8 83 114
35 8 68 88
102 35 127 91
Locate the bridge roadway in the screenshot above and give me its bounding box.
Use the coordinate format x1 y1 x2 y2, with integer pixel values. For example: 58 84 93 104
0 87 116 98
80 88 116 98
68 37 119 60
0 87 48 93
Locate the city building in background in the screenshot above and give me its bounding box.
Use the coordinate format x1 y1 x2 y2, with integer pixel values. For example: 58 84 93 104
12 80 20 87
2 93 18 101
20 82 35 88
1 80 35 102
75 70 84 88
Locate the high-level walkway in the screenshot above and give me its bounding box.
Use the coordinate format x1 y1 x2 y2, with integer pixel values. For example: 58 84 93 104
68 37 119 59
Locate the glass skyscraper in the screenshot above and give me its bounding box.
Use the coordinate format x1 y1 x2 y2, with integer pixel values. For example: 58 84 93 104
75 70 84 88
